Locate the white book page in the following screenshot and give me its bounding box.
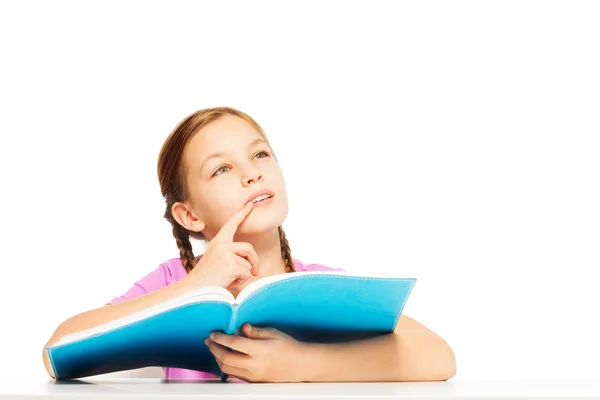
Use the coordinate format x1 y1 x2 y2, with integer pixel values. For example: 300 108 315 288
52 271 353 347
52 286 234 347
235 270 348 304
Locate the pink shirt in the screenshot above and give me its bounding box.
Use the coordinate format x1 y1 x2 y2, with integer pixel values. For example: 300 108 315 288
108 256 344 380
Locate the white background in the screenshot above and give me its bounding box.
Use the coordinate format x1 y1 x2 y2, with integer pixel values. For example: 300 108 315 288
0 0 598 381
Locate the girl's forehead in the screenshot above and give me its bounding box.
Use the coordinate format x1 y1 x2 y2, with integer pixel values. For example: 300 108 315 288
191 127 264 155
196 116 261 148
203 114 255 135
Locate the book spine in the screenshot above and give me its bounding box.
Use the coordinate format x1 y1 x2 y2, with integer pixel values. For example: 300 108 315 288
226 303 239 334
220 303 239 382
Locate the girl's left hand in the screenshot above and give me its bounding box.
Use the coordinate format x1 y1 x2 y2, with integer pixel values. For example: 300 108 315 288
205 323 309 383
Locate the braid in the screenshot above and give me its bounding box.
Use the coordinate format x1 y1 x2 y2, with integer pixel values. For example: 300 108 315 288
171 217 196 274
278 226 295 273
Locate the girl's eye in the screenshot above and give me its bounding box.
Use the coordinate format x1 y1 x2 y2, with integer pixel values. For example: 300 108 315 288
213 165 230 176
254 150 271 159
212 151 271 177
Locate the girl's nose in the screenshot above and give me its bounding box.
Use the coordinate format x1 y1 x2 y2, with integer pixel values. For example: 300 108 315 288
243 169 263 185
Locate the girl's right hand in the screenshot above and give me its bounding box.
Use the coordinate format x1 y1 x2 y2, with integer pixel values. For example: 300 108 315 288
186 201 260 290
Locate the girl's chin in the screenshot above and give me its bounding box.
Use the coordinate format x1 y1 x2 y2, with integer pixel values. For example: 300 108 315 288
238 224 281 236
238 218 285 234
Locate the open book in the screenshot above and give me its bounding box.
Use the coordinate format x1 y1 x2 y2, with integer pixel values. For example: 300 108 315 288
46 271 416 380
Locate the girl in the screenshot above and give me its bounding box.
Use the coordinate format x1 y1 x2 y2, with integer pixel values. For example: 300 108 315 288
42 107 457 383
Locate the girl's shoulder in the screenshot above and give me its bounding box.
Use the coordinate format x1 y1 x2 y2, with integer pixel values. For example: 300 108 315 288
293 258 345 272
159 257 191 284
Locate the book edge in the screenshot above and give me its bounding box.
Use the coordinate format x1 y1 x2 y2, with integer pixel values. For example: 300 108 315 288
391 278 418 331
238 273 417 308
48 299 233 350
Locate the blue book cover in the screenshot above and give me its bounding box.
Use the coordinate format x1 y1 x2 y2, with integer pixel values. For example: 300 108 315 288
46 271 416 380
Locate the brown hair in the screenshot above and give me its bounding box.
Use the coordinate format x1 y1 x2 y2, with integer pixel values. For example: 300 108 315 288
157 106 295 275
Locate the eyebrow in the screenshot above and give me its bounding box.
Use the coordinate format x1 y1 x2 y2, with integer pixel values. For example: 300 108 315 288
200 138 267 173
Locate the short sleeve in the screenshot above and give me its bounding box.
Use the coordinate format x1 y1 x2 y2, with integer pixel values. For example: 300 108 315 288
299 262 345 272
106 262 172 305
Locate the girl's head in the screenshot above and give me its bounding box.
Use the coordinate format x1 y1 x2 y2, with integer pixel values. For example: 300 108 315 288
157 107 294 274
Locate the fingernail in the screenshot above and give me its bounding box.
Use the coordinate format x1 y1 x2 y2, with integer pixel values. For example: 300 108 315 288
204 338 209 345
210 333 215 340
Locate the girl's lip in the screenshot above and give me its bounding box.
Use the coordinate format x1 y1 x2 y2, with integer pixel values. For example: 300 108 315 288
250 195 274 207
246 189 275 205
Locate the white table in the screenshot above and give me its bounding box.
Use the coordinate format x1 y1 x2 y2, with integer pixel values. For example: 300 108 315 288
2 378 600 399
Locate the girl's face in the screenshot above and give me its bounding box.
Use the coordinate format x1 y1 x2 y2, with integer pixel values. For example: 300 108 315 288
181 114 289 240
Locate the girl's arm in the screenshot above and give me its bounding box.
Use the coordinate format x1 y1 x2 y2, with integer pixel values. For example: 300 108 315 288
301 315 456 382
41 277 195 378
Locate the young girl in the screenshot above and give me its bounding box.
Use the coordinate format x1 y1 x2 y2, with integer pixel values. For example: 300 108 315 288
42 107 456 383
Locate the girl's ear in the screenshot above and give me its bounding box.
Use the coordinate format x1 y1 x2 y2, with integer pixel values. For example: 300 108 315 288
171 202 206 233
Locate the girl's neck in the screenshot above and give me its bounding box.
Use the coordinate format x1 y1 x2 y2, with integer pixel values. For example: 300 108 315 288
228 226 288 297
243 226 287 276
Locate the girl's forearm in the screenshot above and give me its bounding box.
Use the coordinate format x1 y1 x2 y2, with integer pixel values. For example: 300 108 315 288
299 330 456 382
